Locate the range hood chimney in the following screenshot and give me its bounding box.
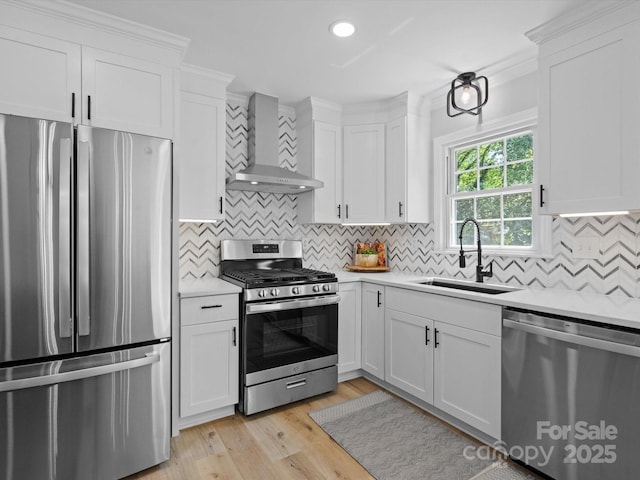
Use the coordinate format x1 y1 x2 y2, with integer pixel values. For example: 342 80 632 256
225 93 323 194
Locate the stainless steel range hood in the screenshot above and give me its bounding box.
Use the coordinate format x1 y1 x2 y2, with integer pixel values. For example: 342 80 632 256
226 93 323 194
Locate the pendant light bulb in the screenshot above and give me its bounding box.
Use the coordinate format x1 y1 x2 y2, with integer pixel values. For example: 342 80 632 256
461 86 471 105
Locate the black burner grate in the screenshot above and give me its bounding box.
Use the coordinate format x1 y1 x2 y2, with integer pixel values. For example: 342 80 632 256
224 268 335 286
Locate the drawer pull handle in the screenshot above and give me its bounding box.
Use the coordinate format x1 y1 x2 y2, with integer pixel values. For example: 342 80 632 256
286 379 307 390
201 304 223 309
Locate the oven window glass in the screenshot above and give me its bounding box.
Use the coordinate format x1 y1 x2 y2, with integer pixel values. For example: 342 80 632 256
244 303 338 374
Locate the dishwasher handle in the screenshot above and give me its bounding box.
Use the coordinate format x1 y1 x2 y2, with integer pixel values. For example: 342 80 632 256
504 318 640 358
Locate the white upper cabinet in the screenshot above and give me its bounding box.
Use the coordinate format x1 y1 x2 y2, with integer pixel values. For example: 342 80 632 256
530 2 640 215
0 25 80 122
178 66 233 222
385 94 430 224
82 47 174 138
342 123 386 223
296 98 344 224
0 2 187 138
296 93 429 225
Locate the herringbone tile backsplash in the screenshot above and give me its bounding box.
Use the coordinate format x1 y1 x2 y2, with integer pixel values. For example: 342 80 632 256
179 101 640 297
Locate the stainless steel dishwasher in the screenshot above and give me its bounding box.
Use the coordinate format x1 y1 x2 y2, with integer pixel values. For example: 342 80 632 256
502 308 640 480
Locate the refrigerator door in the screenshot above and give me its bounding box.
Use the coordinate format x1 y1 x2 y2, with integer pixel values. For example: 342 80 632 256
0 114 74 363
76 126 172 351
0 342 171 480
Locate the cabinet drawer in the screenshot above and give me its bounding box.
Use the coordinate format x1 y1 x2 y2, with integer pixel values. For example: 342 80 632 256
180 294 238 326
385 287 501 336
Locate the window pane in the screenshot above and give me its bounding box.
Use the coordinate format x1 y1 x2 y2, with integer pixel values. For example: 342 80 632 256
456 147 477 171
456 171 477 192
506 134 533 161
479 141 504 167
455 198 474 222
478 221 501 246
479 167 503 190
504 220 532 246
456 221 475 246
504 192 532 218
477 195 500 220
507 161 533 186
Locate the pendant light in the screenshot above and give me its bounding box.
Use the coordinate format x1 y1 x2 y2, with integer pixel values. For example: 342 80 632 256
447 72 489 117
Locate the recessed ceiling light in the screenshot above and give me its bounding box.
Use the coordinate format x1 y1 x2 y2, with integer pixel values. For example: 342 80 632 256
330 20 355 38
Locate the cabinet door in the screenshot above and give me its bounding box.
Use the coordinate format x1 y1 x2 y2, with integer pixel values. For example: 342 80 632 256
82 47 174 138
385 308 434 403
179 92 226 222
180 320 239 417
0 26 80 122
385 116 407 223
433 322 500 438
343 124 385 223
361 283 385 378
538 23 640 214
337 282 361 374
314 121 343 223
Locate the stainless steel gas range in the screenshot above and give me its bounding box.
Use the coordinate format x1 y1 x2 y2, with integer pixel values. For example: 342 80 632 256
221 239 340 415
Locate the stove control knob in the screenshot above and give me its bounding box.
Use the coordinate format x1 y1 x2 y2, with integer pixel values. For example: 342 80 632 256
313 285 321 293
322 284 331 292
292 287 301 295
270 288 280 297
258 290 267 298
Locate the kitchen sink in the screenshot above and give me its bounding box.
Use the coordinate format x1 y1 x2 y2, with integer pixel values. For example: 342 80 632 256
413 277 520 295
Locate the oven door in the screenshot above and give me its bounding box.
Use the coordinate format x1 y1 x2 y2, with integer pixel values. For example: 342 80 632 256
243 295 339 386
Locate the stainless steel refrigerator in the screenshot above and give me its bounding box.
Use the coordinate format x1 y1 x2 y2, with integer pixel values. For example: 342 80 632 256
0 114 172 480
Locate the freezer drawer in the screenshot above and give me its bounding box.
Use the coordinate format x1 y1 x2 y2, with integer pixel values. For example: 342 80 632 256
0 342 171 480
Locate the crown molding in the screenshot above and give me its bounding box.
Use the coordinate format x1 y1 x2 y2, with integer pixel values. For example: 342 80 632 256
181 64 234 84
5 0 189 58
525 0 638 45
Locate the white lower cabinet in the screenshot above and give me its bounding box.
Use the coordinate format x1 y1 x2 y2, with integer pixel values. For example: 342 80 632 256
433 322 501 438
385 309 434 402
384 286 501 438
338 282 362 375
361 282 385 378
179 294 239 423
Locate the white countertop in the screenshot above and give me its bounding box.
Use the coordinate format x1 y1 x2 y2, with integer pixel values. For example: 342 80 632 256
178 270 640 329
334 270 640 330
179 277 241 298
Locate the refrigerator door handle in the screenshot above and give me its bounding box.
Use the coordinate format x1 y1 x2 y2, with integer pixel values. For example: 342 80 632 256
77 140 91 336
59 138 72 339
0 352 160 393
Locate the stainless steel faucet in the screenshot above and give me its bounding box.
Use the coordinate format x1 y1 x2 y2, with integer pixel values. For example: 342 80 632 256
458 218 493 283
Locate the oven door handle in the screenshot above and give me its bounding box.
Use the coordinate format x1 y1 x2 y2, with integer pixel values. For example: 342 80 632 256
246 295 340 314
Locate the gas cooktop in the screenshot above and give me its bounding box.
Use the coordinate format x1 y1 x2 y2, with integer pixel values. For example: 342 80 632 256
223 268 336 287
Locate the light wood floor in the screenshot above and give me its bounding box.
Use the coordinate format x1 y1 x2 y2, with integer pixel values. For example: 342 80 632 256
125 377 539 480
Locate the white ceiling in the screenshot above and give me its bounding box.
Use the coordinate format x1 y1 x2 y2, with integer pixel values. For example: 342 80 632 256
66 0 586 106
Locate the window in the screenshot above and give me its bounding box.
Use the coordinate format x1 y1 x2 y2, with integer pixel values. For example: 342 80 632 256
451 132 534 249
433 109 550 257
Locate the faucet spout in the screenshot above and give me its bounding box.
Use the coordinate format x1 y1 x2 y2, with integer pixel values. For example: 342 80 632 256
458 218 493 283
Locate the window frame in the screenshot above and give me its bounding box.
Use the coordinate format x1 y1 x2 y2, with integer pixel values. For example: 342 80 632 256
433 108 552 257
